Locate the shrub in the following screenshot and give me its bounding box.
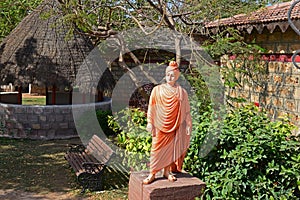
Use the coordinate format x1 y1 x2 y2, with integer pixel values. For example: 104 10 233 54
108 108 151 171
95 109 116 136
109 103 300 199
184 104 300 199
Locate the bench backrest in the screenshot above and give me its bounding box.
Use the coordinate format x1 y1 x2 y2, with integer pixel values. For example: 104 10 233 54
86 135 114 164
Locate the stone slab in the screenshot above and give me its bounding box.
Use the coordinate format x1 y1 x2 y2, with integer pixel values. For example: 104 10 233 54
128 171 205 200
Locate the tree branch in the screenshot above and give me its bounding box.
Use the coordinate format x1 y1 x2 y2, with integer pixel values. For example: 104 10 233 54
114 5 165 35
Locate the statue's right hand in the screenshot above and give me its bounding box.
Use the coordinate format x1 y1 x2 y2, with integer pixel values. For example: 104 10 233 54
146 123 153 132
146 123 156 137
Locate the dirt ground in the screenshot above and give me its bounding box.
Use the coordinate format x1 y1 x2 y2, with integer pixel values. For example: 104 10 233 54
0 189 89 200
0 137 91 200
0 137 128 200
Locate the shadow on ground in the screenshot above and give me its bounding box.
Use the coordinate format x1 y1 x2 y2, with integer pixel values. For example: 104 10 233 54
0 137 129 199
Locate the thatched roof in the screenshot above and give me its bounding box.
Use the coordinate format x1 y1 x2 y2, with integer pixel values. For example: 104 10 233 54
0 0 115 91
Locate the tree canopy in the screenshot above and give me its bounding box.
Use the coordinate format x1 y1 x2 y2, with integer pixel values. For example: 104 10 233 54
54 0 286 43
0 0 43 42
1 0 289 45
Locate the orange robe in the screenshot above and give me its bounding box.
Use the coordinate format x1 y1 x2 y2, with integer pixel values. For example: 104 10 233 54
147 83 192 174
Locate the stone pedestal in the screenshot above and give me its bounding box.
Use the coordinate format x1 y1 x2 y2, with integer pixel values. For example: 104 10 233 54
128 171 205 200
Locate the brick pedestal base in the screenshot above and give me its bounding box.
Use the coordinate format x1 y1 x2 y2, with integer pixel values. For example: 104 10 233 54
128 171 206 200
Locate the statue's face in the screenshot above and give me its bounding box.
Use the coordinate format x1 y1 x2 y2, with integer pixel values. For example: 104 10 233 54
166 69 180 85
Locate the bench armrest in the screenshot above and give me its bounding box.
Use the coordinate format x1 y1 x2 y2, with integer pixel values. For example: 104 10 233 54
68 144 86 153
82 162 105 173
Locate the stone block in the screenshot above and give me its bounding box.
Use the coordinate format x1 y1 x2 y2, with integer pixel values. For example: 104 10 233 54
33 107 44 115
28 115 39 122
273 74 283 84
39 115 47 122
15 114 28 122
43 107 54 113
10 129 18 137
268 62 276 72
295 88 300 98
56 129 76 138
32 124 41 130
64 114 74 122
26 107 34 114
250 94 259 103
18 129 27 138
128 171 205 200
37 130 47 138
47 114 56 122
41 123 50 129
54 107 62 114
285 99 296 111
285 75 299 85
14 107 25 114
55 115 64 122
59 122 68 129
0 106 5 114
297 100 300 113
273 97 283 108
47 129 56 139
61 108 71 114
253 85 264 93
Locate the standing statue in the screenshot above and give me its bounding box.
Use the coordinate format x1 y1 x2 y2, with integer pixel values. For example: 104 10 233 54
143 61 192 184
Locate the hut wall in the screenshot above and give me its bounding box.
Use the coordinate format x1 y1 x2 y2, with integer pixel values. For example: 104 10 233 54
31 85 46 95
0 92 19 104
245 27 300 53
0 99 111 139
47 92 71 105
46 91 101 105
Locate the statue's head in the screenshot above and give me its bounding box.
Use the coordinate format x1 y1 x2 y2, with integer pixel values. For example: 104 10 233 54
165 61 180 85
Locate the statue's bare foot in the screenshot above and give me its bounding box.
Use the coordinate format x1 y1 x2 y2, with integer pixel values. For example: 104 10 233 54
143 174 155 184
164 172 177 182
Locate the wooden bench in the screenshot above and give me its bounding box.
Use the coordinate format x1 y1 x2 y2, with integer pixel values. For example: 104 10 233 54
65 134 115 192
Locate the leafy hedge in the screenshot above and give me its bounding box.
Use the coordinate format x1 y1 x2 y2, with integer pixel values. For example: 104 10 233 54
184 104 300 199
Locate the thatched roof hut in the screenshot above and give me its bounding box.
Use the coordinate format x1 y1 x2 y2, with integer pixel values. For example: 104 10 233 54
0 0 114 95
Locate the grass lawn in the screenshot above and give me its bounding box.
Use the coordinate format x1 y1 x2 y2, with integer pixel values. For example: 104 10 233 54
22 96 46 105
0 137 128 199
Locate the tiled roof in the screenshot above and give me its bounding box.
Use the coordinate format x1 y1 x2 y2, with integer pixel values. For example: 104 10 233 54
205 1 300 33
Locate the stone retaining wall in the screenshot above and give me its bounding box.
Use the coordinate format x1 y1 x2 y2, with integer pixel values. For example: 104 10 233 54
0 98 111 139
224 57 300 129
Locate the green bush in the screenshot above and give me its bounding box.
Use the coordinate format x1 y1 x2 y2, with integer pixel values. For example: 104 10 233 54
109 103 300 199
184 104 300 199
95 109 116 136
108 108 151 171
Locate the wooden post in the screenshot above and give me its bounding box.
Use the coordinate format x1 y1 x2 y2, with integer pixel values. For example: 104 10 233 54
69 88 72 104
45 86 49 105
90 88 93 103
17 86 22 105
28 83 32 94
52 85 56 105
82 91 86 104
98 90 103 102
